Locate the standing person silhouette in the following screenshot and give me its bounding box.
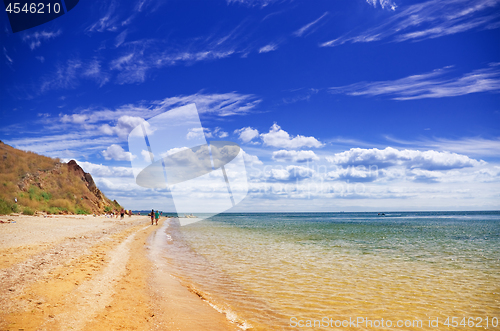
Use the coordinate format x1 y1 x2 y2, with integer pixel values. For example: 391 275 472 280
155 210 160 225
150 209 154 225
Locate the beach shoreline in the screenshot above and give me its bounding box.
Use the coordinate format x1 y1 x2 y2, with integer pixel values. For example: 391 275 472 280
0 214 236 331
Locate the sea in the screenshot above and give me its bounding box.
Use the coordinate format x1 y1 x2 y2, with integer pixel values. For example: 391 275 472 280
156 212 500 330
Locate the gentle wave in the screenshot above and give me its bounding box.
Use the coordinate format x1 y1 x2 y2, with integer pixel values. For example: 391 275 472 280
164 212 500 330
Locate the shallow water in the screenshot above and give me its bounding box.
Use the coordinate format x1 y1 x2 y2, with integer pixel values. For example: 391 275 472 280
162 212 500 330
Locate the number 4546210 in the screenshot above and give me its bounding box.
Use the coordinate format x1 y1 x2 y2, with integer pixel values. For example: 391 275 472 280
443 317 499 328
5 2 61 14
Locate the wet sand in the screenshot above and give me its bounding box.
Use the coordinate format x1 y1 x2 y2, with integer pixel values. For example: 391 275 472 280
0 215 237 331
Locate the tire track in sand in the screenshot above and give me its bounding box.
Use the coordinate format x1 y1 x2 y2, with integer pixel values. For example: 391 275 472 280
43 225 150 331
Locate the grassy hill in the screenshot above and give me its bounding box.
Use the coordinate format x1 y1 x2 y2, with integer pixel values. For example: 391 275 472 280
0 141 122 215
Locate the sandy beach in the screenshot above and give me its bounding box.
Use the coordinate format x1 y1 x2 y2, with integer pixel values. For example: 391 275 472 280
0 214 238 331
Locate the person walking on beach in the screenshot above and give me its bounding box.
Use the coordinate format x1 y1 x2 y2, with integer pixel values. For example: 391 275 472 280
155 210 160 225
120 209 125 219
150 209 154 225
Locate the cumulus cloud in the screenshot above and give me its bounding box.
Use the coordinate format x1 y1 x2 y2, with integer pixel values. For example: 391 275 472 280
326 165 380 182
326 147 485 170
102 144 136 161
160 147 190 158
267 165 315 181
235 127 259 143
141 149 154 162
77 161 134 177
272 150 320 163
242 151 263 165
209 127 229 139
187 128 205 140
99 115 151 139
261 123 323 149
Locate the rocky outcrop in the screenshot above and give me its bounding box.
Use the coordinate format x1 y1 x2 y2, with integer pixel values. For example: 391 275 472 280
67 160 111 212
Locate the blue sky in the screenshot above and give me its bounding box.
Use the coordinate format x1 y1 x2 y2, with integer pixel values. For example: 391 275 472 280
1 0 500 212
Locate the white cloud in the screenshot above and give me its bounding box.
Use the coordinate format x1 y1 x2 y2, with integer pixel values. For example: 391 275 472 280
294 12 329 37
242 151 263 165
115 115 149 138
115 29 128 47
476 166 500 178
141 149 154 162
259 44 278 53
40 59 82 93
235 127 259 143
226 0 282 7
4 92 259 159
326 165 379 182
160 147 190 158
99 115 151 139
212 127 229 139
3 47 13 65
365 0 397 11
268 165 315 181
22 30 62 50
102 144 136 161
153 92 261 117
326 147 485 170
83 60 110 87
191 127 228 140
385 136 500 157
86 2 119 33
272 150 320 163
261 123 323 149
77 161 134 177
61 114 88 124
330 65 500 100
321 0 500 47
187 128 205 140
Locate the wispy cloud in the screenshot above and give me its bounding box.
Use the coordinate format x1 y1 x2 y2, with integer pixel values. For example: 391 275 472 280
258 43 278 53
109 23 250 84
226 0 284 8
293 12 329 37
321 0 500 47
40 59 83 93
36 58 110 94
86 1 119 32
3 92 261 158
329 64 500 100
153 92 262 117
365 0 397 11
22 30 62 50
385 136 500 157
3 47 13 66
114 29 128 47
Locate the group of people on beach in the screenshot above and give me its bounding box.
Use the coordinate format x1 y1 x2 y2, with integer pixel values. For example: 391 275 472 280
150 209 160 225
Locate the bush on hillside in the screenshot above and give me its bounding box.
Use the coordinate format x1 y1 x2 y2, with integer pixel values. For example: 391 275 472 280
0 198 18 215
23 207 35 215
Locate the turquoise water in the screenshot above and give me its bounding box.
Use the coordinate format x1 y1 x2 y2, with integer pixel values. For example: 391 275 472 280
162 212 500 330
